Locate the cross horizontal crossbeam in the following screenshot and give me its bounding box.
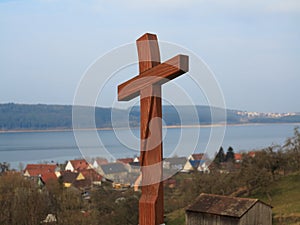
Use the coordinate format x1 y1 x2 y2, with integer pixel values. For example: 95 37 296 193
118 54 188 101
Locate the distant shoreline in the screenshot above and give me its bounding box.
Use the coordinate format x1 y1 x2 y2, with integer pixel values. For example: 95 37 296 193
1 122 299 134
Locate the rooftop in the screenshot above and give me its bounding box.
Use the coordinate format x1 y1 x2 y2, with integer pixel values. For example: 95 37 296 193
192 153 204 160
69 159 90 171
117 158 134 164
24 164 57 176
101 163 127 174
186 193 270 218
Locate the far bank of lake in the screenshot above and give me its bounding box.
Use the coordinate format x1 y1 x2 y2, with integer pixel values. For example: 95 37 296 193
0 123 299 169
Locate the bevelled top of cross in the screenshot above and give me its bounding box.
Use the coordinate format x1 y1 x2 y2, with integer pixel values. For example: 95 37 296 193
118 33 189 101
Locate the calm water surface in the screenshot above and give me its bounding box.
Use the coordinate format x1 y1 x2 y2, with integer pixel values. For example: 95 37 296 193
0 123 298 168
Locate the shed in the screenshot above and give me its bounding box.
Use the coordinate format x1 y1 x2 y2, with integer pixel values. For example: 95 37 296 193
185 193 272 225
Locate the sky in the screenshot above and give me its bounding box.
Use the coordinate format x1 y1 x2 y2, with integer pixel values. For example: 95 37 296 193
0 0 299 113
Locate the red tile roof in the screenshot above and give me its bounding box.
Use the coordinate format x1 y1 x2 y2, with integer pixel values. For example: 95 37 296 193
81 169 102 182
70 159 90 171
94 158 108 166
235 153 243 161
40 172 57 183
248 151 256 157
24 164 57 177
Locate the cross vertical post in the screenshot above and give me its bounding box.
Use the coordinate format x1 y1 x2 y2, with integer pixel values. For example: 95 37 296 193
118 33 189 225
138 34 164 225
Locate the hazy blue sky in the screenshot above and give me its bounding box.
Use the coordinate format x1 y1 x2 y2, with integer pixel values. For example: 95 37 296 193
0 0 299 112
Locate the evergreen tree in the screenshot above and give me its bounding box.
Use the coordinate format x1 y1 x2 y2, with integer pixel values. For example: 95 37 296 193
214 147 225 163
226 146 235 162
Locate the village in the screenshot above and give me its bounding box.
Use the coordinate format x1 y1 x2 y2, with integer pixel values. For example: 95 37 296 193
20 148 253 193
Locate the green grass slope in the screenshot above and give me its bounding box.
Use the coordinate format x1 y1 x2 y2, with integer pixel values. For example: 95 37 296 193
251 172 300 225
165 208 185 225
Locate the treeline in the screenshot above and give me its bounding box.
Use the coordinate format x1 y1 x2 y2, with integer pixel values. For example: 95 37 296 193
0 103 220 130
0 103 114 130
1 103 300 131
0 103 73 129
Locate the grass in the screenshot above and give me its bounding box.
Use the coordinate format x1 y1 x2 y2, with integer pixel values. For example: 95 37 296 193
165 172 300 225
165 208 185 225
250 172 300 225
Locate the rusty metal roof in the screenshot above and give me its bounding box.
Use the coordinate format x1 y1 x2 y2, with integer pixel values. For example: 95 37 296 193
186 193 261 218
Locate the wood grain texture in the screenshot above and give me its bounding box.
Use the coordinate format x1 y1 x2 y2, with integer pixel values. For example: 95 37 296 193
137 33 164 225
136 33 161 72
118 54 188 101
117 33 189 225
139 84 164 225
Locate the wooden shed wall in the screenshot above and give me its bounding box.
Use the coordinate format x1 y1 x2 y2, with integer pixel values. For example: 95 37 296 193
186 212 239 225
238 202 272 225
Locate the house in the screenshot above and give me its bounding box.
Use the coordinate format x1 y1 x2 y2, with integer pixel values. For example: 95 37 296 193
163 157 187 170
128 161 140 173
24 164 59 184
197 160 210 173
248 151 256 158
24 164 59 177
185 193 272 225
182 159 210 173
65 159 91 172
98 163 128 183
116 157 134 165
189 153 204 161
41 214 57 224
234 152 256 163
182 153 209 172
235 153 243 163
182 160 199 172
39 172 58 184
60 171 86 188
92 157 108 169
80 169 102 186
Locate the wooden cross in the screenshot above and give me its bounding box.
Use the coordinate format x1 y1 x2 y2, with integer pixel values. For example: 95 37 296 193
118 33 189 225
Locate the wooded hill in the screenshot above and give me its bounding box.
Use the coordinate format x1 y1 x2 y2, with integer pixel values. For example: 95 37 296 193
0 103 299 130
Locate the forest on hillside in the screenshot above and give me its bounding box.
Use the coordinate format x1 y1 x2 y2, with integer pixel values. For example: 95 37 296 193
1 103 300 131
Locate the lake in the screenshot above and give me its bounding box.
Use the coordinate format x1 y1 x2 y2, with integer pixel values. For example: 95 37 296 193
0 123 299 169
